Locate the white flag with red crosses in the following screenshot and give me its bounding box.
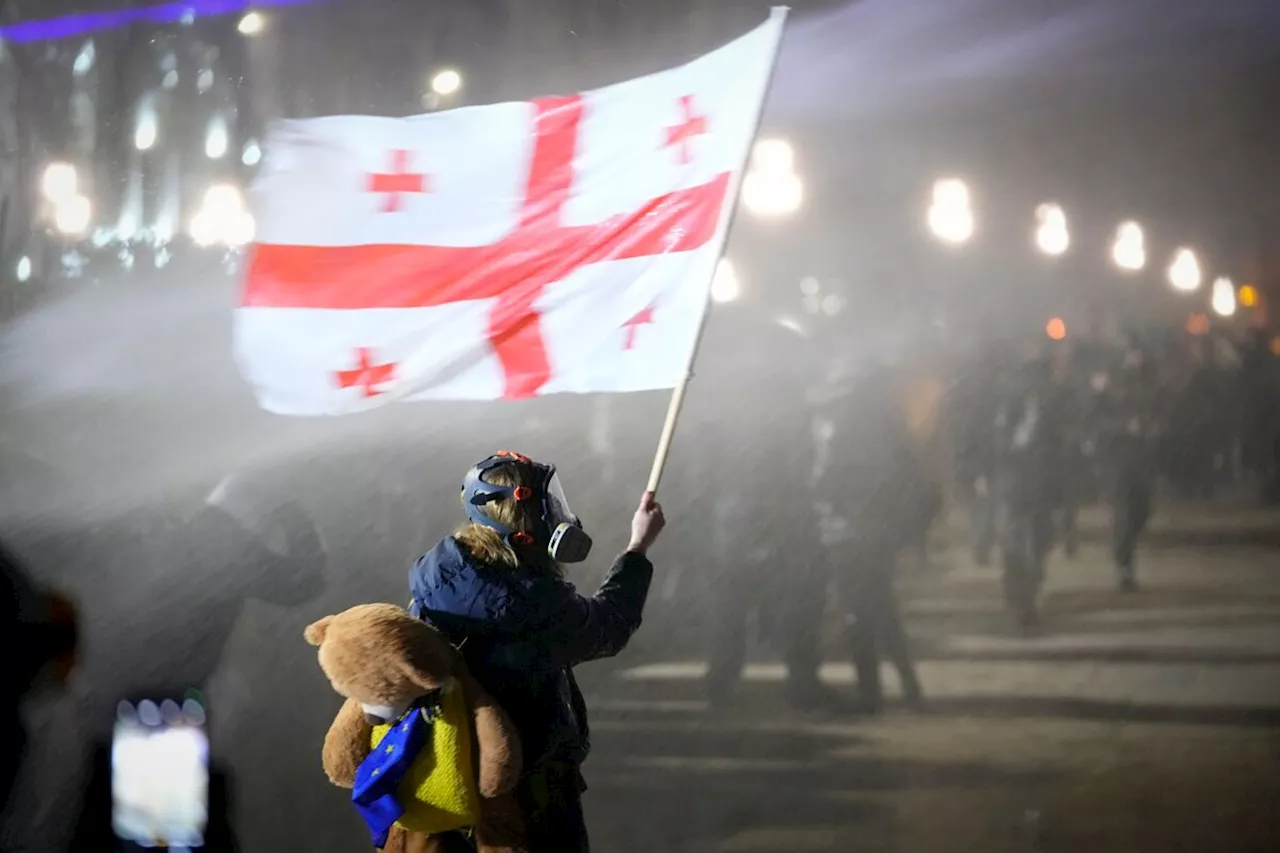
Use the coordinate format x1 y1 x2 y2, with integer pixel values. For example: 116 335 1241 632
237 10 785 415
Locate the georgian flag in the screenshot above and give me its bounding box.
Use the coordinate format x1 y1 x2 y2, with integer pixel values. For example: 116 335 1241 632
237 9 785 415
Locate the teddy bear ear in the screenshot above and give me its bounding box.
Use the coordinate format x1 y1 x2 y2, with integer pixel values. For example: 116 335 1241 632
304 616 334 647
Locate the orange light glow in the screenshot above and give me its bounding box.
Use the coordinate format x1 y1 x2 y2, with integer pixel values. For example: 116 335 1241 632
1239 285 1258 308
1186 313 1211 336
1270 337 1280 357
1045 317 1067 341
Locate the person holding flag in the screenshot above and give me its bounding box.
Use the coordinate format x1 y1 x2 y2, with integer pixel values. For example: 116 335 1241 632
239 7 789 848
408 453 665 851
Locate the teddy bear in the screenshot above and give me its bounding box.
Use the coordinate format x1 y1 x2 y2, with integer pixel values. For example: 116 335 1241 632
305 603 527 853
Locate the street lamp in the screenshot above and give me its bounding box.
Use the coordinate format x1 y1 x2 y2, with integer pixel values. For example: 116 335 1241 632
741 138 803 218
1211 277 1236 317
1111 220 1145 271
135 107 158 152
711 258 740 303
753 139 793 172
205 117 228 160
927 178 974 245
1034 202 1069 256
431 69 462 97
242 139 262 167
54 195 92 235
238 12 265 36
73 40 95 76
41 162 78 204
190 184 254 248
1168 247 1202 292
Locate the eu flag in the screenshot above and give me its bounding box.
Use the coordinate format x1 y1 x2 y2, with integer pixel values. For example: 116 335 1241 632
351 700 439 848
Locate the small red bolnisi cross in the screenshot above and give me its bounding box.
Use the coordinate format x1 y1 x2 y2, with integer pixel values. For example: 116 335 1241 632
236 9 786 415
367 149 430 213
334 348 396 397
665 95 709 164
620 305 656 351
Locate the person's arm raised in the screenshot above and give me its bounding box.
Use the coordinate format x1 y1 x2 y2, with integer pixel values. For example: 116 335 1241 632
495 491 666 670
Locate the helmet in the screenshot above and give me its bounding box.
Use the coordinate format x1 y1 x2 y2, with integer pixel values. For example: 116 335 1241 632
461 451 592 563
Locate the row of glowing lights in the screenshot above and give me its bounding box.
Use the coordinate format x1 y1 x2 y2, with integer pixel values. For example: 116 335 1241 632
39 162 251 246
26 134 796 287
927 178 1245 317
25 148 1237 320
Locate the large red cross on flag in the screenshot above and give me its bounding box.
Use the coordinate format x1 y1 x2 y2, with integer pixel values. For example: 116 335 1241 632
236 11 785 415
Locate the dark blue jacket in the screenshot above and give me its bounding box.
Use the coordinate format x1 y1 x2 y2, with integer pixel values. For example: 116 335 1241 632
408 537 653 770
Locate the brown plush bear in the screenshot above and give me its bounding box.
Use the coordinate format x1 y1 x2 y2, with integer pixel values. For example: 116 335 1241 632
305 604 526 853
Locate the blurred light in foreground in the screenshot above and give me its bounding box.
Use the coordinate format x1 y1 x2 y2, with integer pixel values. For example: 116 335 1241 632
1168 247 1202 292
162 69 179 89
1111 220 1145 271
190 184 254 248
1271 337 1280 357
431 69 462 96
927 178 974 245
1239 285 1258 308
41 162 77 204
799 276 819 296
1046 316 1067 341
1034 203 1069 256
55 195 92 235
205 117 228 159
134 108 157 151
1212 277 1236 317
710 258 740 303
15 256 31 282
242 139 261 167
238 11 264 35
742 138 802 218
1186 312 1210 336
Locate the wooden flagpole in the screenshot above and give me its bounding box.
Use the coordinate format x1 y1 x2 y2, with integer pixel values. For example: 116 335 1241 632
646 5 791 494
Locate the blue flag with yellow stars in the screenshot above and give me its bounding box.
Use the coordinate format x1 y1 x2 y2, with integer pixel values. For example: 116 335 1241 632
352 701 438 848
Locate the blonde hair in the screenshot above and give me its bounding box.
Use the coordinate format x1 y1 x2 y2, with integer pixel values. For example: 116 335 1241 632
454 458 558 575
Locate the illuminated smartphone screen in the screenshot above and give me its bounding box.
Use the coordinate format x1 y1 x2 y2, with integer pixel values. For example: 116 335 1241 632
111 698 209 849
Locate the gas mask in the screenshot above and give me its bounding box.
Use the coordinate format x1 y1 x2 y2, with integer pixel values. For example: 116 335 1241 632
461 452 594 564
